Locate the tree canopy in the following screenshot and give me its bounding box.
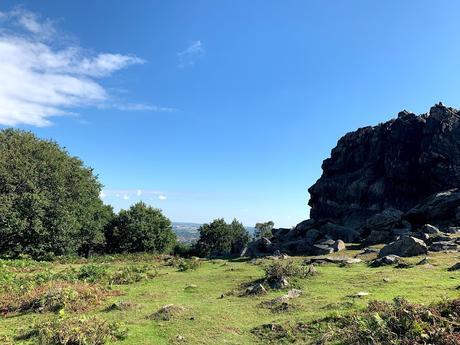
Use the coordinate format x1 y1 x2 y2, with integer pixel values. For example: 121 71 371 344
106 202 176 254
0 129 111 259
254 221 274 239
195 218 250 257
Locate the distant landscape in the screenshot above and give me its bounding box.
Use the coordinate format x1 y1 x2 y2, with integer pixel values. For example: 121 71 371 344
173 222 256 243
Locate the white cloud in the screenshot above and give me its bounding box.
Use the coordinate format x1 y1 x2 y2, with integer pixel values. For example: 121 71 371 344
0 8 168 127
99 190 106 199
101 189 168 199
177 40 204 68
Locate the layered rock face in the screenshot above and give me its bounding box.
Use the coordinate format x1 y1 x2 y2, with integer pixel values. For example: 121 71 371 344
308 103 460 228
245 103 460 257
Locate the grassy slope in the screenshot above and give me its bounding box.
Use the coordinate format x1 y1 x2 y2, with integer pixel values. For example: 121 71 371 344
1 250 460 344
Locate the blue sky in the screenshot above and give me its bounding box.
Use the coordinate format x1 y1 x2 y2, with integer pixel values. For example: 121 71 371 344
1 1 460 227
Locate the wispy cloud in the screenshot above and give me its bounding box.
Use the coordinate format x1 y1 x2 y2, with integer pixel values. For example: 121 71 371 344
177 40 204 68
0 8 169 127
100 189 168 200
114 103 175 112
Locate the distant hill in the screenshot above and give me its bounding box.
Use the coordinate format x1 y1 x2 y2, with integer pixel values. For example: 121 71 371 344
172 222 255 243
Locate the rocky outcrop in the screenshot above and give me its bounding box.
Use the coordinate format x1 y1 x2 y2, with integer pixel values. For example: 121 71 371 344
308 103 460 229
247 104 460 257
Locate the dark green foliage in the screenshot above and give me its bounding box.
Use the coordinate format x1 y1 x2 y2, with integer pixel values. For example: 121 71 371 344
173 242 195 257
254 221 274 239
195 218 250 257
106 202 175 254
0 129 112 259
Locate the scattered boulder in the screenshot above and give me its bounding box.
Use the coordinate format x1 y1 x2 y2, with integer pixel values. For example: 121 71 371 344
348 291 370 298
428 241 457 252
448 262 460 271
270 277 289 290
421 224 440 234
305 256 362 265
416 258 429 266
273 289 303 303
446 226 460 234
333 240 346 252
379 236 427 257
369 255 400 267
245 283 267 296
357 247 380 256
312 244 334 256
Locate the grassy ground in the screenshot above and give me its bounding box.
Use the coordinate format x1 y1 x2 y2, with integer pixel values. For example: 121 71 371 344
1 248 460 344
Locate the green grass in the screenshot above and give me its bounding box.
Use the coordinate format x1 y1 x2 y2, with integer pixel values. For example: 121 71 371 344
1 250 460 344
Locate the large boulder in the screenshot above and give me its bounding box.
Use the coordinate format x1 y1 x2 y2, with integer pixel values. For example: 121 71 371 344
320 222 360 242
379 236 427 257
404 189 460 227
308 103 460 228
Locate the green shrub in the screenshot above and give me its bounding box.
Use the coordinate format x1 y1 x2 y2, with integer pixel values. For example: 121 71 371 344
78 264 108 283
109 265 157 285
264 261 314 282
0 281 109 314
176 258 200 272
19 316 127 345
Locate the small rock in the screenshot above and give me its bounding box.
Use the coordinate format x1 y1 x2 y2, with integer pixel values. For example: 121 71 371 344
269 277 290 290
245 283 267 296
446 227 460 234
348 291 370 298
416 257 429 265
429 241 457 252
448 262 460 271
369 255 400 267
333 240 346 252
312 244 334 255
421 224 440 234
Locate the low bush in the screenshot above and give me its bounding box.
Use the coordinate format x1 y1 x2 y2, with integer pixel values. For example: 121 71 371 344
176 258 200 272
0 281 109 315
78 264 108 283
264 261 314 283
18 315 127 345
109 265 157 285
321 297 460 344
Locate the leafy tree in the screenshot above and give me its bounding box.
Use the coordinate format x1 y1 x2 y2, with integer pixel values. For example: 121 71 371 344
0 129 110 259
106 202 176 253
195 218 250 257
254 221 275 239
